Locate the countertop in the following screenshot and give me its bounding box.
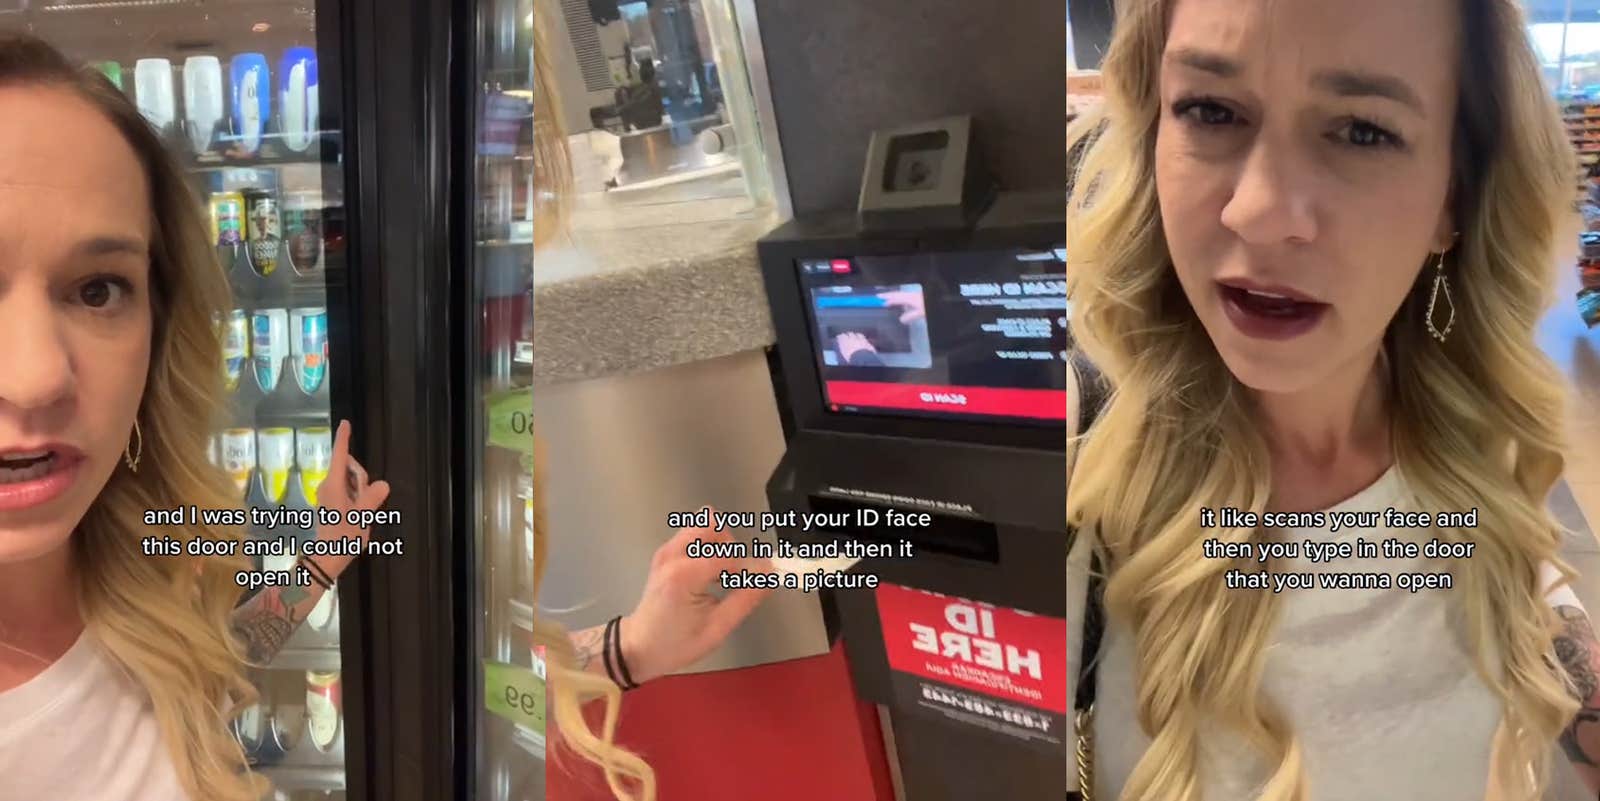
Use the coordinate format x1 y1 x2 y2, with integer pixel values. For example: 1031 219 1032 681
532 186 781 386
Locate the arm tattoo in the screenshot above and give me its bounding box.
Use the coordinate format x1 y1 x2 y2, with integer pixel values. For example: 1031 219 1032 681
1554 605 1600 769
231 586 309 666
571 626 605 671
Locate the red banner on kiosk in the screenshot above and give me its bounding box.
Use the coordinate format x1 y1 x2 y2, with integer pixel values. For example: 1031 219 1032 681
825 381 1067 420
875 583 1067 750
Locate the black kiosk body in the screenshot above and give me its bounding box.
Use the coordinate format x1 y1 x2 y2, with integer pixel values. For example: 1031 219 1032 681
760 129 1070 799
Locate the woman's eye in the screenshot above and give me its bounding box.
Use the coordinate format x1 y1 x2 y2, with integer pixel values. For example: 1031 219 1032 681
1337 120 1403 149
1175 100 1239 127
77 276 131 309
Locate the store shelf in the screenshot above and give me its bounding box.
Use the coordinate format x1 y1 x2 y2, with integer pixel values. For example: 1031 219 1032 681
477 219 534 247
478 236 534 247
185 150 334 174
259 765 346 792
269 647 341 671
511 724 546 761
228 355 334 431
175 131 339 172
508 598 534 632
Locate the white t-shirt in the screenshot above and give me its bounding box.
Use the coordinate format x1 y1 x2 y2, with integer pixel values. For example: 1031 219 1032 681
1070 466 1590 801
0 630 189 801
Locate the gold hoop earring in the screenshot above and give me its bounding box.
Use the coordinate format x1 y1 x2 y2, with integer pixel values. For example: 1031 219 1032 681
125 419 142 473
1426 251 1456 343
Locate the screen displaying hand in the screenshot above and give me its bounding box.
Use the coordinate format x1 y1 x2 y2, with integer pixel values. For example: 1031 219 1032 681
878 289 926 323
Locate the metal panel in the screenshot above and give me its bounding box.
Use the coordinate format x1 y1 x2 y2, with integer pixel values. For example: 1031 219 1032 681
534 350 832 672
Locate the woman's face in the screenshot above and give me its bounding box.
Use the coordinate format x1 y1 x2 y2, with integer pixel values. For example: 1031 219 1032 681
0 85 152 565
1156 0 1461 394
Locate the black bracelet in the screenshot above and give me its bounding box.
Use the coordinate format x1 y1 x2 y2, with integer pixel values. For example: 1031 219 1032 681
299 557 334 591
601 617 623 688
602 615 638 691
612 615 638 690
302 556 334 588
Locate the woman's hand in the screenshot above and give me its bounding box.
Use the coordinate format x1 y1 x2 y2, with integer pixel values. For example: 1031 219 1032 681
232 421 390 665
878 289 926 323
616 510 776 684
309 420 392 579
836 332 877 362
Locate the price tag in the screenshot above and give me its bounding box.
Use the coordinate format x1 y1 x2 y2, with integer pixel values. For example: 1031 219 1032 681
483 659 545 731
486 388 533 456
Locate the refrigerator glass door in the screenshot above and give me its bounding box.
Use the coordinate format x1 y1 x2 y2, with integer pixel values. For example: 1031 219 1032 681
1 3 350 798
472 0 539 799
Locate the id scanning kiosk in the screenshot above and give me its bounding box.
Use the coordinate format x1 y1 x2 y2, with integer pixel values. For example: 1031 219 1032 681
760 117 1071 801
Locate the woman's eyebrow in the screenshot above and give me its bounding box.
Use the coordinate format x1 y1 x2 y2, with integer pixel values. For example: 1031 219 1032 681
1166 47 1240 78
1166 47 1427 118
71 234 145 258
1312 68 1426 116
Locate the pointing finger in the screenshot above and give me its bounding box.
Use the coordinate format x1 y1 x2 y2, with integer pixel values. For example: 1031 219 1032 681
325 420 352 495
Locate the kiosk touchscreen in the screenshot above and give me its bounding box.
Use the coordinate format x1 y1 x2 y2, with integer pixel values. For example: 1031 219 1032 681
760 187 1072 801
798 246 1068 424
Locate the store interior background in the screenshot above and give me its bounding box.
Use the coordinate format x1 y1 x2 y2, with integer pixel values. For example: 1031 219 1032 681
1518 2 1600 536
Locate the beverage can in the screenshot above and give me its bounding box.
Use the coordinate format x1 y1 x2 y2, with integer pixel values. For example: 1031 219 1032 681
133 58 176 133
209 192 245 248
231 696 266 763
284 191 325 274
182 56 224 155
220 429 255 493
279 48 319 153
307 587 338 632
257 428 294 503
244 190 281 276
263 680 303 761
222 309 249 390
305 671 342 753
230 54 270 155
251 309 288 391
296 427 333 506
289 308 328 394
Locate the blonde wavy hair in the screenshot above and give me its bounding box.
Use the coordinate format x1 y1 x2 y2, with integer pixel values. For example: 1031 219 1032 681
0 33 264 801
1066 2 1582 800
531 5 657 799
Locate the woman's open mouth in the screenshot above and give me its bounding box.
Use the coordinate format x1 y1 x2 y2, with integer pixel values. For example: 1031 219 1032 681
0 447 84 512
1218 281 1329 340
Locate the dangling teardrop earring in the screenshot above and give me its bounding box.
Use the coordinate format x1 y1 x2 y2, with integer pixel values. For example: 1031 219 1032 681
1426 250 1456 343
125 419 142 473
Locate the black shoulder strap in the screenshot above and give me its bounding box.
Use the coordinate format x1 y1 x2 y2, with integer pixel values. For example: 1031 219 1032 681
1067 351 1110 712
1074 548 1105 711
1070 351 1110 436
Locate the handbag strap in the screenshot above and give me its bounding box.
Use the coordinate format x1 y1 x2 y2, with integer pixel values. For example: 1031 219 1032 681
1069 352 1110 711
1069 546 1106 801
1067 352 1110 800
1070 351 1110 438
1075 547 1105 711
